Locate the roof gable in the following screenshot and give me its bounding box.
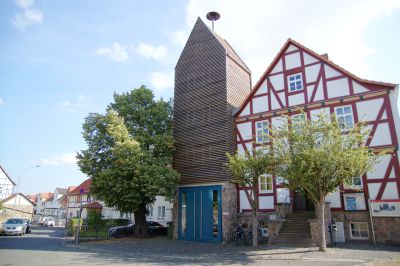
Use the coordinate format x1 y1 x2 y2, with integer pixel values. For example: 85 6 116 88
0 165 16 185
235 39 397 117
1 193 36 206
70 178 92 195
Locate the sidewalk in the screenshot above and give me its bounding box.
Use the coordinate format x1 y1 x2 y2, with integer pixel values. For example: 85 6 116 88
65 237 400 265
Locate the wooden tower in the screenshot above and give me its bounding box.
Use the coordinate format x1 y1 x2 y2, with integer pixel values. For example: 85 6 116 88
173 17 251 242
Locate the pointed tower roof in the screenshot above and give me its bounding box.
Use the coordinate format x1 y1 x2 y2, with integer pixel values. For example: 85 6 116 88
177 17 251 74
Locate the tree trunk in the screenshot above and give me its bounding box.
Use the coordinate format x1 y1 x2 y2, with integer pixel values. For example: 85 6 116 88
252 209 258 247
315 198 327 252
134 202 149 237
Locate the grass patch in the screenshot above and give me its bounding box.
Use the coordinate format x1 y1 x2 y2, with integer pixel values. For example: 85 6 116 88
80 228 108 238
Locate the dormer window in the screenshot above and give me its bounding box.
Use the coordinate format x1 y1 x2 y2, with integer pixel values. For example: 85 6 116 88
288 73 303 92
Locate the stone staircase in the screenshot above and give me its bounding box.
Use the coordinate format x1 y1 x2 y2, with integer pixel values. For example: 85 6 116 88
272 211 316 247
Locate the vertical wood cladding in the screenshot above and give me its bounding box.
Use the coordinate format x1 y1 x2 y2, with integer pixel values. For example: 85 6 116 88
173 18 251 184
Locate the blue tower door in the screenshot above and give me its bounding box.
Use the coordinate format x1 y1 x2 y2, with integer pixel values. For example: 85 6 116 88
178 185 222 242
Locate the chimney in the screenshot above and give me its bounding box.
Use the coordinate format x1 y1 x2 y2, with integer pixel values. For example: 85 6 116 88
320 53 329 60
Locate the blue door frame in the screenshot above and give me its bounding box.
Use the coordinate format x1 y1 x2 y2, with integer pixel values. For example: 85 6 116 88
178 185 222 242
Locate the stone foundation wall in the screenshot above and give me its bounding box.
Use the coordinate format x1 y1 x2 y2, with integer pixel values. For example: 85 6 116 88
331 211 370 243
372 217 400 245
221 182 237 242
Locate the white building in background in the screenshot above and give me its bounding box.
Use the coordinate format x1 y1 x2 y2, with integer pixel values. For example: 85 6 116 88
33 192 53 219
66 178 122 220
66 177 173 224
1 193 36 221
0 165 16 201
43 188 67 218
146 196 173 226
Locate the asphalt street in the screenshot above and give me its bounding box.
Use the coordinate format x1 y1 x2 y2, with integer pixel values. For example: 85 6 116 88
0 226 398 266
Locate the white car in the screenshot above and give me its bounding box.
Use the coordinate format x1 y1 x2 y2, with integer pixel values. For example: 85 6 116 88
39 217 55 227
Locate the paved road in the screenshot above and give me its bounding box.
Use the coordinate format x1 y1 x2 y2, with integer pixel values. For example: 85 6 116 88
0 226 398 265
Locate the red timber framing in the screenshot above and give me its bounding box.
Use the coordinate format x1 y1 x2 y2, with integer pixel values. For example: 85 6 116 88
235 38 399 212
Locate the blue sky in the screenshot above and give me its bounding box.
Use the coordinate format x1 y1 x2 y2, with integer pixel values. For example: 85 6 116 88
1 0 400 195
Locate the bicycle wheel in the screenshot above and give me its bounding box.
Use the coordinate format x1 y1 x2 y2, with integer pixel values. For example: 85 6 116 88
247 232 253 246
234 234 239 245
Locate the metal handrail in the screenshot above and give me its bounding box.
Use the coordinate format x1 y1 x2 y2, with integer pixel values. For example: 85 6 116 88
277 195 289 219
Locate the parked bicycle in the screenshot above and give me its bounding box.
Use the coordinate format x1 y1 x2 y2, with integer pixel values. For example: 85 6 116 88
233 223 246 246
247 225 268 246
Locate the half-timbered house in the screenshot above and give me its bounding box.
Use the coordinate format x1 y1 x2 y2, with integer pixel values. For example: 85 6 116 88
234 39 400 244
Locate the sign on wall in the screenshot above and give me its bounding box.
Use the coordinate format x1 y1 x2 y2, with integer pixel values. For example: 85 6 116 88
370 200 400 217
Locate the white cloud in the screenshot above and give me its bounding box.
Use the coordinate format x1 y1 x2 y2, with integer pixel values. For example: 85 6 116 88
0 98 3 107
137 42 168 61
13 8 43 31
180 0 400 81
15 0 35 9
172 30 189 47
96 42 129 62
40 152 77 166
59 95 91 113
151 72 174 92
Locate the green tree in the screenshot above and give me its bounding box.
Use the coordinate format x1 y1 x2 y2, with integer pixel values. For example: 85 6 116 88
227 149 275 247
77 86 179 236
272 113 377 251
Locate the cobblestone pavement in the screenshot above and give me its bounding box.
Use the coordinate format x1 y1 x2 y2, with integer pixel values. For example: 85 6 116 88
66 237 400 265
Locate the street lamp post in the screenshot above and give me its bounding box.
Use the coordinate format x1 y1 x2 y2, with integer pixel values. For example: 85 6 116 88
12 165 41 217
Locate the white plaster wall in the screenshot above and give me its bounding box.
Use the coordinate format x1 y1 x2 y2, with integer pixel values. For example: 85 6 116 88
259 196 274 209
356 98 383 122
314 80 324 101
278 92 286 106
324 64 341 79
288 93 305 106
382 182 399 199
305 63 320 83
255 80 268 95
307 85 314 102
240 103 250 117
370 123 392 146
237 122 252 140
285 52 301 70
303 52 319 65
145 196 173 225
326 191 341 208
368 183 381 200
327 78 350 99
286 44 298 53
367 154 391 179
270 93 281 110
276 188 290 203
3 195 33 206
239 190 251 210
270 74 284 91
252 96 268 114
389 89 400 149
353 81 369 94
271 59 283 74
0 169 15 200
